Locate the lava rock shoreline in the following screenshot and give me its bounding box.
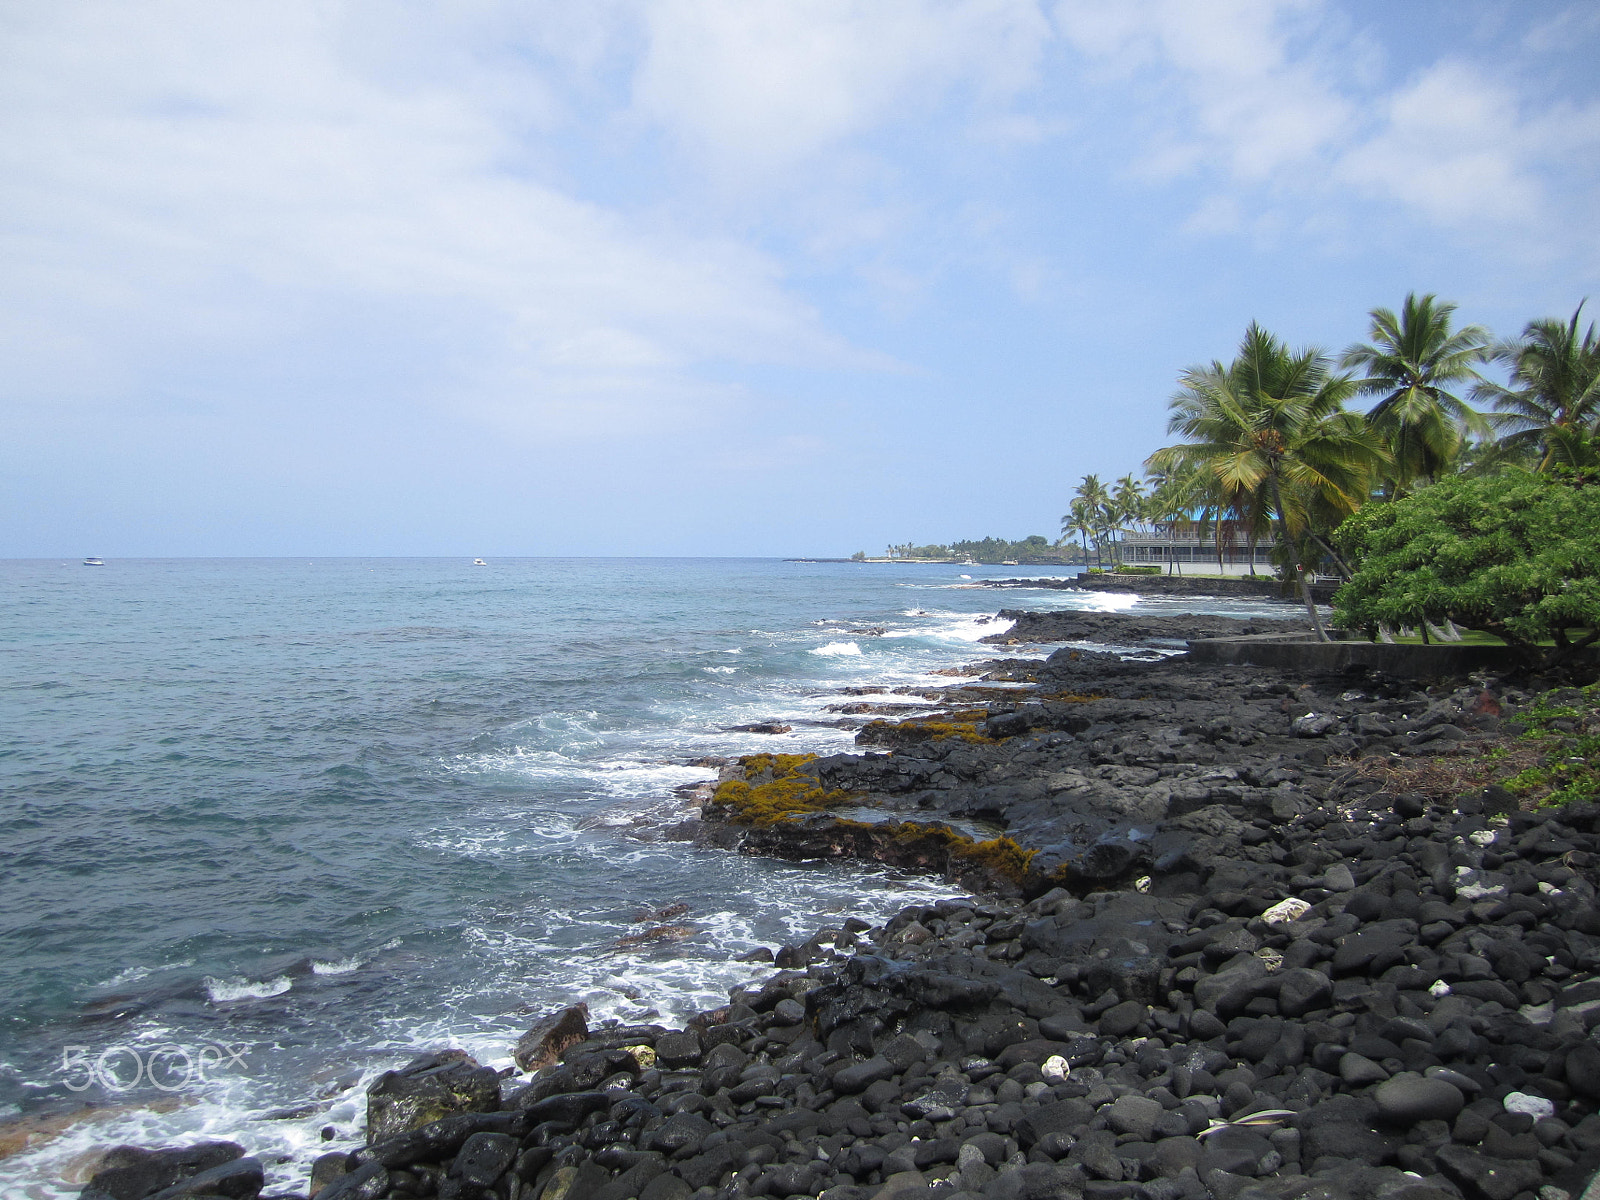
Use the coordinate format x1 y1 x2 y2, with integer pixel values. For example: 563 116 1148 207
679 610 1513 900
976 611 1309 648
81 616 1600 1200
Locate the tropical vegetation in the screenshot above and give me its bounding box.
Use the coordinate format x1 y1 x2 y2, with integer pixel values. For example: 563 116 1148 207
1078 293 1600 646
1340 293 1489 496
1145 323 1382 633
857 535 1065 563
1333 468 1600 665
1476 303 1600 472
868 293 1600 654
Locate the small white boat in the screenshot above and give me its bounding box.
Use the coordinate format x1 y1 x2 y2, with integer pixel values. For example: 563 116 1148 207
472 558 488 566
83 557 104 566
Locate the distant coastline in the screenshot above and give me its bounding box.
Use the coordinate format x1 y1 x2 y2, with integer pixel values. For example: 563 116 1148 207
785 558 1086 567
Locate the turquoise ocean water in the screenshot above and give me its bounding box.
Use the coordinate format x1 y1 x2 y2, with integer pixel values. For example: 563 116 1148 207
0 557 1293 1195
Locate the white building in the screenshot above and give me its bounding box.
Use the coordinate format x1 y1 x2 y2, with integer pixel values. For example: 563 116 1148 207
1117 531 1280 576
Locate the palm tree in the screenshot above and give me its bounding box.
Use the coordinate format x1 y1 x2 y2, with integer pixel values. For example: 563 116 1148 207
1059 497 1097 566
1340 293 1489 495
1112 475 1148 537
1476 302 1600 471
1143 468 1200 575
1224 485 1275 577
1457 434 1539 478
1073 475 1113 566
1147 323 1383 639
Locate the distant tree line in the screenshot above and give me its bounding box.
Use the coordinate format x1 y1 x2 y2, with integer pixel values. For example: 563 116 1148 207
853 535 1065 562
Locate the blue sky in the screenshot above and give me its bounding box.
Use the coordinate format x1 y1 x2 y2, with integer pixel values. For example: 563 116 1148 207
3 0 1598 557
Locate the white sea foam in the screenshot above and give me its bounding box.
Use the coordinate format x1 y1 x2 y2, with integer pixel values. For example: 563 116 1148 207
443 747 590 780
417 826 533 859
96 965 153 988
94 959 195 990
872 609 1014 647
433 859 960 1037
2 842 961 1200
926 612 1009 643
449 744 708 795
702 666 737 674
311 957 364 976
0 1045 358 1199
590 762 713 799
811 641 862 657
1074 591 1140 612
204 975 292 1002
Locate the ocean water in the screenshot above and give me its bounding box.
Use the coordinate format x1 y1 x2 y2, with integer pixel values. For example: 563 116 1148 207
0 557 1300 1195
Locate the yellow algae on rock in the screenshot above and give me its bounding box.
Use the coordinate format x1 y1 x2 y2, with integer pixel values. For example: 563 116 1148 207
885 821 1037 886
707 753 859 827
856 709 997 747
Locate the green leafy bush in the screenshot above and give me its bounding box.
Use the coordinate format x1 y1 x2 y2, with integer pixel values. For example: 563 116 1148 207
1334 472 1600 665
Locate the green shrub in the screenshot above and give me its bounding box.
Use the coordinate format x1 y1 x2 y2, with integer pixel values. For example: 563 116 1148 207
1335 471 1600 666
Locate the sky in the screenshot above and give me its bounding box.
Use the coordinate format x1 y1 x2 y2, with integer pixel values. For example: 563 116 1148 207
3 0 1598 557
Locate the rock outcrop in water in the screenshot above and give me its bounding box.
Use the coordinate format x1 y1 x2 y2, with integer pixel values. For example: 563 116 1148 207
293 765 1600 1200
979 612 1309 648
679 615 1512 902
80 1141 259 1200
84 610 1600 1200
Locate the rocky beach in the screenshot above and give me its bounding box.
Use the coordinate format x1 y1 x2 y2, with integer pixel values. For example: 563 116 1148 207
76 606 1600 1200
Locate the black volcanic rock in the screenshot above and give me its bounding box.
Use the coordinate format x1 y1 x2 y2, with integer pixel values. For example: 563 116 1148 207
981 609 1309 646
92 651 1600 1200
365 1051 500 1144
82 1143 247 1200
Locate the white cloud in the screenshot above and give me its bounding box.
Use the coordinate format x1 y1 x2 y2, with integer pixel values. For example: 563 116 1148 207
0 0 864 440
2 0 1597 459
1336 62 1541 226
1182 193 1245 236
1520 5 1600 55
1050 0 1600 267
1053 0 1353 182
1337 59 1600 233
631 0 1052 182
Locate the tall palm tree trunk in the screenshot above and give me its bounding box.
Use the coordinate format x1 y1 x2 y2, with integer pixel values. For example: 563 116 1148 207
1267 473 1329 642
